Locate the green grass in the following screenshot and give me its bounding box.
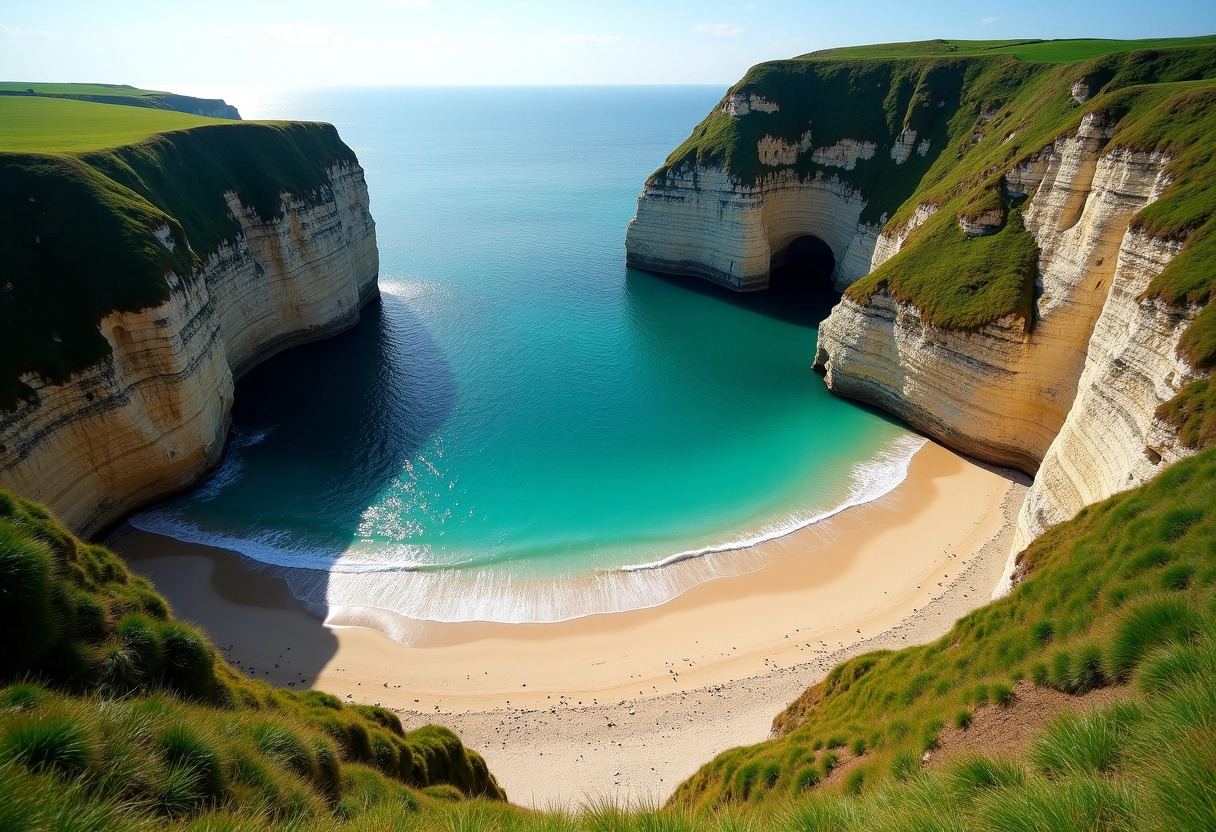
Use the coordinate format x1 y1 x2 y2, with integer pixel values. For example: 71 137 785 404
803 35 1216 63
0 97 356 409
0 97 219 152
4 451 1216 828
0 81 240 119
0 82 172 98
845 208 1038 330
0 488 504 829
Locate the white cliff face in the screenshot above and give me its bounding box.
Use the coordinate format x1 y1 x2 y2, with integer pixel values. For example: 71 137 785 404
999 232 1195 589
890 127 917 164
814 294 1052 470
811 139 877 170
870 203 937 269
625 163 881 292
0 162 379 538
815 125 1175 481
721 93 779 116
758 131 813 166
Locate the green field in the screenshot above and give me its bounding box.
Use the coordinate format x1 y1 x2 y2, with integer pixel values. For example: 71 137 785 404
0 97 219 153
0 82 172 98
0 81 241 119
805 34 1216 63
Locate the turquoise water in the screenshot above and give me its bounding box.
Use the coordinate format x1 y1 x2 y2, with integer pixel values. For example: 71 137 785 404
133 87 915 624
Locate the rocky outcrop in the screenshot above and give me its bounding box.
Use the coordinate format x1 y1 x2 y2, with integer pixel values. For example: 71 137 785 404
625 164 881 292
958 208 1004 237
721 92 779 116
815 120 1175 477
869 203 937 269
0 162 378 538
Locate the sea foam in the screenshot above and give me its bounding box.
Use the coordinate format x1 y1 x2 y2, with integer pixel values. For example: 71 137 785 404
130 434 927 636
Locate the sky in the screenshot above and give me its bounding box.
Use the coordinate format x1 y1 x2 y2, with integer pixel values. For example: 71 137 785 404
2 0 1215 93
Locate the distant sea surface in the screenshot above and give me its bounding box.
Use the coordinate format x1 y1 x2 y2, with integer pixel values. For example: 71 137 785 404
131 87 917 624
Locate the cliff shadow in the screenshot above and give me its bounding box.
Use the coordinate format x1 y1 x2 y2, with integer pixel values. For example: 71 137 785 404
221 293 458 547
121 291 458 687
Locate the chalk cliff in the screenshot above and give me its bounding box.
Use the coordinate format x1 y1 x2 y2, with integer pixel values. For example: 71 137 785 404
0 161 378 539
632 46 1216 562
624 59 959 293
1006 231 1196 567
626 164 879 292
814 122 1176 474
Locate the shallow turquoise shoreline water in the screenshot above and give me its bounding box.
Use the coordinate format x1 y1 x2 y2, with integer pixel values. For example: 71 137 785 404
132 87 914 624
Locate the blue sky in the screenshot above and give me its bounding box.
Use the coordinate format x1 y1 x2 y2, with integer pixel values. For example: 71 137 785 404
2 0 1214 91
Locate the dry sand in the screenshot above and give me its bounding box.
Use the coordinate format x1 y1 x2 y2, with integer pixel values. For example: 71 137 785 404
111 440 1027 809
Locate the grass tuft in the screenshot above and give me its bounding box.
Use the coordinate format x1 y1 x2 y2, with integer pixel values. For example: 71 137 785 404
1105 597 1202 681
1 714 92 775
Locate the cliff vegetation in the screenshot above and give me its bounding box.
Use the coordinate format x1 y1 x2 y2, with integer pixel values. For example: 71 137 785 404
0 96 357 409
0 488 504 831
656 37 1216 454
655 36 1216 438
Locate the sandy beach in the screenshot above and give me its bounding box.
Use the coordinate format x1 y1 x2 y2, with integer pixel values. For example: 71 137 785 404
111 440 1027 809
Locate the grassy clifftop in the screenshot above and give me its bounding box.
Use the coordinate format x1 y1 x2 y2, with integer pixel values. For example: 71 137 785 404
0 82 241 119
657 40 1216 322
655 36 1216 445
0 488 503 830
805 35 1216 62
0 96 358 410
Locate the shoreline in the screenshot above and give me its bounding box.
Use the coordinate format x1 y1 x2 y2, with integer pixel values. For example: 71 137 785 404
111 440 1027 808
126 434 929 627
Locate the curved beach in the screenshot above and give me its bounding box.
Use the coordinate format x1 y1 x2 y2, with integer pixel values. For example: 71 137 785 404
112 440 1026 808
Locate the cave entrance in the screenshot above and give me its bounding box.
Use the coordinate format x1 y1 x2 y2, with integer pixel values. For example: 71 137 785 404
770 235 837 291
766 235 840 324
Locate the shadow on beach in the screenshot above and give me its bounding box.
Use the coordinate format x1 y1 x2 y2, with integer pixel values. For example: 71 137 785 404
112 292 458 690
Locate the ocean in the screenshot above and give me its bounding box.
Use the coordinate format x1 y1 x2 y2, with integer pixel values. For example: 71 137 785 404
130 86 919 625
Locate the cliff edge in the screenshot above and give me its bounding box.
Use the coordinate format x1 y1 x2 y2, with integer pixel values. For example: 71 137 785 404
628 38 1216 567
0 82 242 119
0 118 378 538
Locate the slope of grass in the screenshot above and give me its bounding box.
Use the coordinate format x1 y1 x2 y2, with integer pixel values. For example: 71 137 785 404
0 99 356 410
0 81 240 118
0 488 503 829
0 97 219 152
849 208 1038 330
666 445 1216 812
1158 378 1216 449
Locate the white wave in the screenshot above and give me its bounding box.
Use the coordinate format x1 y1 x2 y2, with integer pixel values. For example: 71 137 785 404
127 511 433 574
191 427 276 501
133 434 928 631
621 434 927 571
